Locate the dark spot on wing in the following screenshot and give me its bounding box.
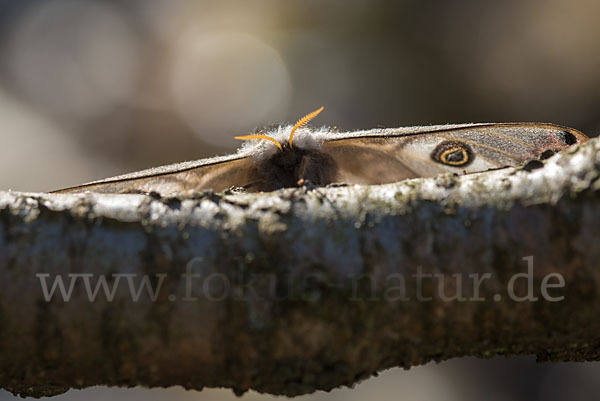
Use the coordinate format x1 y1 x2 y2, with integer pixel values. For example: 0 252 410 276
540 149 557 160
559 130 577 146
523 159 544 171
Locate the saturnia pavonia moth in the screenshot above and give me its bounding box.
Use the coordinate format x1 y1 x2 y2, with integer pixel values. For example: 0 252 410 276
54 107 589 195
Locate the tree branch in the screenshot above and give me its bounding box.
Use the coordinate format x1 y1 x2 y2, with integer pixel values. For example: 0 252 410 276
1 137 599 397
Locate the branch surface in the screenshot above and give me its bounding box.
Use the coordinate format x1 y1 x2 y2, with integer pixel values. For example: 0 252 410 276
1 138 599 397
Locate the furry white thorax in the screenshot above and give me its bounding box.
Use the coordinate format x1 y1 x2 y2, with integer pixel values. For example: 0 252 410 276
237 125 330 161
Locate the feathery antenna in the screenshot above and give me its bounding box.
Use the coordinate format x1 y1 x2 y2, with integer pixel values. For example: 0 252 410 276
234 134 283 151
288 106 324 147
234 106 324 151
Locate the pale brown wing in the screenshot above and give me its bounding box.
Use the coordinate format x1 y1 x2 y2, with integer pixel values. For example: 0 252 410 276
53 157 257 195
321 123 588 184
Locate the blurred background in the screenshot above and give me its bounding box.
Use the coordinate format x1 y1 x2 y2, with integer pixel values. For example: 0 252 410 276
0 0 599 399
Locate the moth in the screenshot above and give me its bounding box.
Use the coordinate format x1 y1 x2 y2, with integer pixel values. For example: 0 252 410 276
54 107 588 195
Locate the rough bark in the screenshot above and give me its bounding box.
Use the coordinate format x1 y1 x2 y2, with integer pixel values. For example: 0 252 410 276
0 137 599 398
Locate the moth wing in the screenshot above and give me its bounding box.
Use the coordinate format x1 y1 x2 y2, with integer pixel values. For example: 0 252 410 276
53 156 257 195
320 123 587 184
320 137 423 184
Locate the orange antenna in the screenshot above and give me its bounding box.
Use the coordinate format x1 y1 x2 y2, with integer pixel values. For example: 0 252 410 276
234 134 283 151
288 106 324 147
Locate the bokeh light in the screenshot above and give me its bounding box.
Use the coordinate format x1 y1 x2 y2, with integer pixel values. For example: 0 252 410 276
7 0 140 121
169 31 292 147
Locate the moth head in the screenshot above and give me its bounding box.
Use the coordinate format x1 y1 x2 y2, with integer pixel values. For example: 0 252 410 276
234 106 324 156
231 107 334 191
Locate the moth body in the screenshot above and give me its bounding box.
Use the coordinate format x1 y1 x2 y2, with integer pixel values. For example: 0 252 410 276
251 141 337 191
